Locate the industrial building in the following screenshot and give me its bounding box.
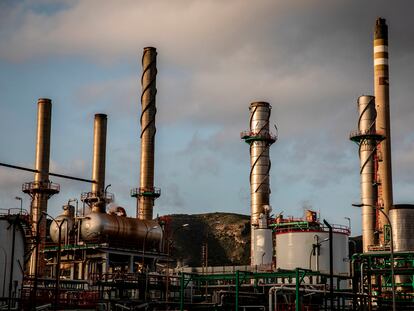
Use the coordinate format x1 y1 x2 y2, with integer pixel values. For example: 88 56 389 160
0 17 413 310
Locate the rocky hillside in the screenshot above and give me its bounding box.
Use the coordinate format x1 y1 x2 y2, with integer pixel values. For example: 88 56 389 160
162 212 361 267
162 212 250 266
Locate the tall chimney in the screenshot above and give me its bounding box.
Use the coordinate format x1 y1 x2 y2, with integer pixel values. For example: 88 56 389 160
81 114 110 212
241 102 276 265
23 98 60 276
131 47 160 220
350 96 384 252
91 114 107 212
374 17 393 243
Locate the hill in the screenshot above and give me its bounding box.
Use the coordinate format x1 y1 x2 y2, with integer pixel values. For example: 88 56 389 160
163 212 251 266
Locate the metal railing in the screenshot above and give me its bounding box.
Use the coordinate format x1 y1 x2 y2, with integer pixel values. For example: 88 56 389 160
273 222 350 235
0 208 29 216
80 191 114 203
240 130 277 141
22 181 60 194
349 129 385 140
130 187 161 198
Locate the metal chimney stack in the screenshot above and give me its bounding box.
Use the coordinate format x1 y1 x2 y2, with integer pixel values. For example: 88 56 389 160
350 96 384 252
131 47 160 220
81 114 109 212
241 102 276 265
374 17 393 243
23 98 60 276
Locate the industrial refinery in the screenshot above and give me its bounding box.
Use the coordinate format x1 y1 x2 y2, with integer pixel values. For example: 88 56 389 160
0 15 413 311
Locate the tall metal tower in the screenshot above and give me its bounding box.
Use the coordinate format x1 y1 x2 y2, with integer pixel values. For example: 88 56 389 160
374 18 393 244
81 114 113 212
241 102 277 265
22 98 60 276
350 95 384 252
131 47 161 220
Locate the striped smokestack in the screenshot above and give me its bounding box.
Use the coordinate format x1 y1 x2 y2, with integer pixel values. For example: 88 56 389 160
374 17 393 244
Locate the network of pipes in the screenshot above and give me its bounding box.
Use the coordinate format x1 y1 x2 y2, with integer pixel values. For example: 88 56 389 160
0 17 414 311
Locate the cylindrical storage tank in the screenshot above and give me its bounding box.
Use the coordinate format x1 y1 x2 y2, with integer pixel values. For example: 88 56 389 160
389 204 414 287
252 228 273 266
50 205 75 244
0 216 25 301
80 212 162 249
390 205 414 251
276 230 349 287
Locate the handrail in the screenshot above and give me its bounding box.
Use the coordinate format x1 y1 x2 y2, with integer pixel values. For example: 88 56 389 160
240 130 277 141
273 222 350 235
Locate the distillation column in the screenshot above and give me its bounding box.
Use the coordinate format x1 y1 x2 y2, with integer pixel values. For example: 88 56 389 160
374 17 393 242
131 47 160 220
350 96 384 252
241 102 276 265
81 114 111 212
23 98 60 276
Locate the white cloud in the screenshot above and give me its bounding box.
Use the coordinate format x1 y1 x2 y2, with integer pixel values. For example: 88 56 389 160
1 0 414 229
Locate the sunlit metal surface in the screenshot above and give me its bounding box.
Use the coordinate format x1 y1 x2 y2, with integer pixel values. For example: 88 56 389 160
374 18 393 239
50 204 75 244
136 47 159 220
80 212 162 248
354 95 378 252
89 114 108 212
241 102 276 265
390 205 414 286
25 98 60 276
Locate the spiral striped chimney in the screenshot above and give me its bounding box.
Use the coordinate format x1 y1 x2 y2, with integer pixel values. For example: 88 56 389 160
131 47 160 220
241 102 277 265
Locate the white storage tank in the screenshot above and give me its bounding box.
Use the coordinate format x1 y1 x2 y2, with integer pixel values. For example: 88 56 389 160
252 228 273 267
274 214 349 287
0 214 26 300
390 204 414 252
251 213 273 267
389 204 414 287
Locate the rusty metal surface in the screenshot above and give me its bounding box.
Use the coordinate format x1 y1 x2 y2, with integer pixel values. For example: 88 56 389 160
374 18 393 239
28 98 56 276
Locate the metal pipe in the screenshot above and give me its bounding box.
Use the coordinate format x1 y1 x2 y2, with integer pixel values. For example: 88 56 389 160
353 203 396 311
235 270 239 311
31 211 44 310
91 114 107 212
323 219 334 311
241 102 276 265
269 285 340 311
15 197 22 214
7 216 17 311
0 246 7 298
135 47 159 220
374 18 393 241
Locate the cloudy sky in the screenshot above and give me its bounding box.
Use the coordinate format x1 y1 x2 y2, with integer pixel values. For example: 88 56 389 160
0 0 413 236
